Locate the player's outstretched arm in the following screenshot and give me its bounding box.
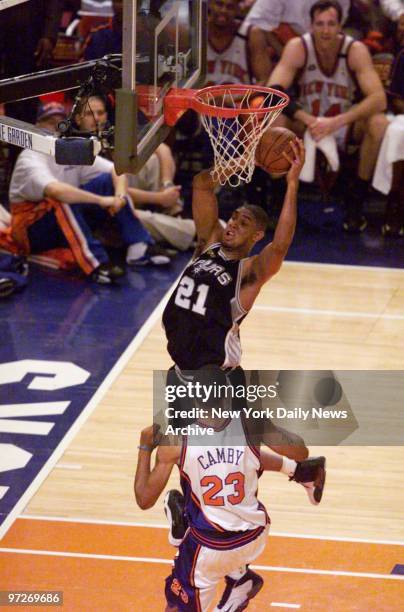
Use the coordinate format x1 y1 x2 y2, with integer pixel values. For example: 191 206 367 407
134 425 180 510
192 170 223 253
249 139 305 284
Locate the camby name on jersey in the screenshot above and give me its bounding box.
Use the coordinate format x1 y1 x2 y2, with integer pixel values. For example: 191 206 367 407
197 447 244 470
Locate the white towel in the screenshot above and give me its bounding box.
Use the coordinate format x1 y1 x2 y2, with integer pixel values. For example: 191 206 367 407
372 114 404 195
300 130 340 183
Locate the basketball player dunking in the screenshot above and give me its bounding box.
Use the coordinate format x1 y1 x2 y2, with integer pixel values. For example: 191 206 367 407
162 139 304 373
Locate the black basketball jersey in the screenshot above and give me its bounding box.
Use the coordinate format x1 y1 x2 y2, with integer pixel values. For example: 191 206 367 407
162 243 248 370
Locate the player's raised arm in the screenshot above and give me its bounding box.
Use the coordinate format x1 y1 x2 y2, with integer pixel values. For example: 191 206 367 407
134 425 180 510
192 169 224 252
249 139 305 284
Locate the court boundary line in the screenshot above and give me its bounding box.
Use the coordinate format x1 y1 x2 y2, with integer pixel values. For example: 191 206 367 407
18 515 404 546
0 268 185 541
1 547 403 581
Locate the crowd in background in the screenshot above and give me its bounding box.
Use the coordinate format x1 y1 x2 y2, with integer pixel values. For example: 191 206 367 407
0 0 403 288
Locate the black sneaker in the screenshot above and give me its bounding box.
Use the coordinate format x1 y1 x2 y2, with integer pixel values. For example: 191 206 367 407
91 263 125 284
127 244 171 267
214 569 264 611
164 489 188 546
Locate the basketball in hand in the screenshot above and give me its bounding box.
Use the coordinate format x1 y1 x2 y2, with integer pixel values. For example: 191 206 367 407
255 127 296 175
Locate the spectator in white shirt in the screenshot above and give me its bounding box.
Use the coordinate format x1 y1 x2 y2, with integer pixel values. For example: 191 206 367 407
9 102 170 284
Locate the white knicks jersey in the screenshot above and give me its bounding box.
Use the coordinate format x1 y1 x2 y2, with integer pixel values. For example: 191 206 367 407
180 415 268 535
206 21 253 86
298 33 357 118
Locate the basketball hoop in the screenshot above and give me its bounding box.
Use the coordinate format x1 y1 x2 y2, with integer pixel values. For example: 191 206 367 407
163 84 290 186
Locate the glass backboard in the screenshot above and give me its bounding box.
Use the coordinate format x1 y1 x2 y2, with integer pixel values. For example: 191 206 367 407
115 0 207 174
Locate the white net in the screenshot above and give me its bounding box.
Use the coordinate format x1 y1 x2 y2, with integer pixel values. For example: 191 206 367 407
197 87 287 187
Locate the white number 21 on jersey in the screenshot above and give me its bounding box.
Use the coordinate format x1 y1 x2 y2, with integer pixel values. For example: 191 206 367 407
174 275 209 316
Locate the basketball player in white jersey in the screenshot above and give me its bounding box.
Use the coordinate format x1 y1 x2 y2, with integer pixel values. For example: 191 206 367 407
268 0 388 232
135 367 325 612
206 0 266 86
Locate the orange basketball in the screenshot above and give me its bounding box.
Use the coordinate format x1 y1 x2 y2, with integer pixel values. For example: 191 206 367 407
255 126 296 175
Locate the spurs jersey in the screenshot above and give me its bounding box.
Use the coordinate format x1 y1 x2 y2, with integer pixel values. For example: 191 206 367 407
206 21 253 86
180 415 269 549
162 244 248 370
298 33 357 119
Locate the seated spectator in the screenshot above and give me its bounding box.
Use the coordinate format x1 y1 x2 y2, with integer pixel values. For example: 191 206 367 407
9 101 171 285
73 95 195 250
127 144 183 217
206 0 265 85
268 0 387 233
73 95 183 216
245 0 350 75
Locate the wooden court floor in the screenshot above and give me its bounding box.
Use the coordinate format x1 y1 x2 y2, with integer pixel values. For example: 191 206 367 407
2 261 404 610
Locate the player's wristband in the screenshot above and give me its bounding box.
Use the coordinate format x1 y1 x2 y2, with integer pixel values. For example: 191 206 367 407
138 444 154 452
271 84 302 119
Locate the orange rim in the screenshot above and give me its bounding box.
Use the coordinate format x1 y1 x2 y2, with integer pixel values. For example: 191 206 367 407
163 85 289 124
